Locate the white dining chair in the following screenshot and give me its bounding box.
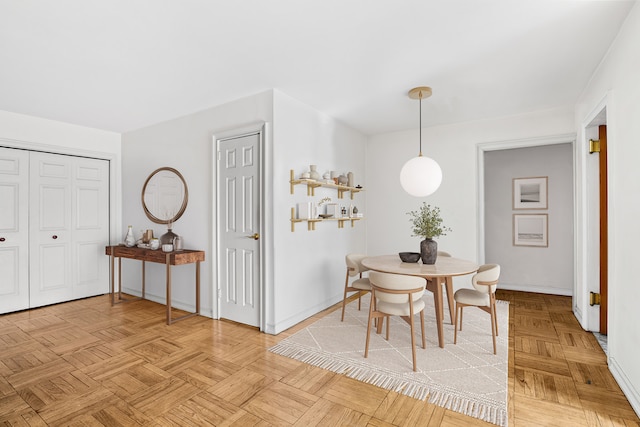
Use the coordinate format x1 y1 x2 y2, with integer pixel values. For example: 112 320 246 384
453 264 501 354
341 254 371 321
365 271 426 371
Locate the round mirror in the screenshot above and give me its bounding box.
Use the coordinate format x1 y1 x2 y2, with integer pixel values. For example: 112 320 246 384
141 167 188 225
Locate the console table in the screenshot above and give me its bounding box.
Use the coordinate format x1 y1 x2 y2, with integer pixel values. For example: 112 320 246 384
105 245 205 325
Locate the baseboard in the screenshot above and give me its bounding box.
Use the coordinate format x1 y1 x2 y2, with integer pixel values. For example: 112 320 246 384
610 356 640 418
498 282 572 296
268 294 343 335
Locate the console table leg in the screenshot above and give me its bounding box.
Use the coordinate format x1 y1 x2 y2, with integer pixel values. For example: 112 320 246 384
196 261 201 315
166 254 172 325
110 255 115 306
118 257 122 302
142 260 146 299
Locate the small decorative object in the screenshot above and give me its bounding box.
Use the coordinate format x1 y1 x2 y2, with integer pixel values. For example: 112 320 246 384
309 165 321 181
124 225 135 247
407 203 451 264
348 171 354 187
173 235 183 251
353 206 358 214
319 214 333 219
338 174 348 185
398 252 421 263
355 185 362 189
162 243 173 252
143 229 154 243
149 238 160 250
322 171 331 180
330 170 337 179
160 219 178 245
300 171 310 179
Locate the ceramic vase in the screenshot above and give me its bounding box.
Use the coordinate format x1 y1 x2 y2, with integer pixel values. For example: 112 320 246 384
124 225 135 247
420 238 438 264
309 165 321 181
161 228 178 245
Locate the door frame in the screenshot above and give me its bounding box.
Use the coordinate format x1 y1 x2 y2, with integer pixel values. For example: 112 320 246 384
211 122 271 332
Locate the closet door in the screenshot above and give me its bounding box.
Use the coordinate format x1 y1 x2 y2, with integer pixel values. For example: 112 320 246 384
29 152 109 308
0 148 30 313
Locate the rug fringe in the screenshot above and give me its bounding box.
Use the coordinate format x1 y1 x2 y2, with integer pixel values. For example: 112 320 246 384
269 342 507 426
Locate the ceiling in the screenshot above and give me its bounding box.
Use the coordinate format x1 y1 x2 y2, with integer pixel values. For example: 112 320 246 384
0 0 635 136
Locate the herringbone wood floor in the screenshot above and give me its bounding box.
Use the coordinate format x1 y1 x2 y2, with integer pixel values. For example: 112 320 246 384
0 290 638 426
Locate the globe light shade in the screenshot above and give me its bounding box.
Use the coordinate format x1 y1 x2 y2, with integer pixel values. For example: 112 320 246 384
400 156 443 197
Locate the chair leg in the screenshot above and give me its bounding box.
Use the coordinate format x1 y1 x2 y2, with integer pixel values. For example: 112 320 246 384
492 295 499 337
490 298 497 355
445 277 455 324
409 303 417 372
364 293 375 358
341 269 350 322
454 303 459 344
420 310 426 349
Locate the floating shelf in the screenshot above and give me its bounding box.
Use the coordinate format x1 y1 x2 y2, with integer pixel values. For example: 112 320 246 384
290 208 361 232
289 169 363 199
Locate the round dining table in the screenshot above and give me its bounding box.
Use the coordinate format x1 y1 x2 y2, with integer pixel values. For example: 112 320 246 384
362 254 479 348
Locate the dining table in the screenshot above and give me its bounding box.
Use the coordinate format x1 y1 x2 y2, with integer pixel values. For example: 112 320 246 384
362 254 479 348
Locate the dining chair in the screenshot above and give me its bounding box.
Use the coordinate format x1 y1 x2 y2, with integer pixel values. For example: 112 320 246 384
453 264 501 354
365 271 427 371
341 254 372 321
436 250 455 324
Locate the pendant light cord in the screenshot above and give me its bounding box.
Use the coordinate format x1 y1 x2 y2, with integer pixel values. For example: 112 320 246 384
419 90 423 157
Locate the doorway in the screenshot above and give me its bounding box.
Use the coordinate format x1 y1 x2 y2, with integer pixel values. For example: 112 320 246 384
215 126 264 329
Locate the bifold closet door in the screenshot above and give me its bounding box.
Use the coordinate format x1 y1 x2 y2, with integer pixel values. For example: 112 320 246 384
29 152 109 308
0 147 30 313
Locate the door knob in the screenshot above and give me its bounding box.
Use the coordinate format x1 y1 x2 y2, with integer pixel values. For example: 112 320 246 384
246 233 260 240
52 235 58 240
0 237 5 242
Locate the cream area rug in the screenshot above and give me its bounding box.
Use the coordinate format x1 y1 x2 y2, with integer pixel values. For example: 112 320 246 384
269 295 509 426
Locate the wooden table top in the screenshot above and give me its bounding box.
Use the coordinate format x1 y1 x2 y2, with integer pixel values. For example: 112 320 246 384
105 245 205 265
362 254 478 278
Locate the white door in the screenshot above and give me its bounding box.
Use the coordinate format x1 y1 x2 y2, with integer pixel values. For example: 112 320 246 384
217 132 261 327
29 152 109 308
0 148 30 313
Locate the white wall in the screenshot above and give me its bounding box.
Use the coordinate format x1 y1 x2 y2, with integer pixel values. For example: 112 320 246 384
271 91 367 333
484 144 574 295
120 90 368 334
366 107 575 290
121 90 274 318
575 1 640 415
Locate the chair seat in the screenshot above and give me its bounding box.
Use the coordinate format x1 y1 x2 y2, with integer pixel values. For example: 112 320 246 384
377 298 426 316
454 288 489 306
352 278 371 290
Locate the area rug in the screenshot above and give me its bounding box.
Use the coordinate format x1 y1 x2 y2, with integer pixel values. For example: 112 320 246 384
269 295 509 426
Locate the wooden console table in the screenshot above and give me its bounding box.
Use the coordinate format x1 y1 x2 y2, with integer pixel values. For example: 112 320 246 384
105 245 205 325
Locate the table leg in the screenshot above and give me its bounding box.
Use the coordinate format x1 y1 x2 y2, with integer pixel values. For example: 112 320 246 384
110 254 115 306
426 277 445 348
166 254 172 325
445 276 455 324
118 257 122 302
142 260 146 299
196 261 200 315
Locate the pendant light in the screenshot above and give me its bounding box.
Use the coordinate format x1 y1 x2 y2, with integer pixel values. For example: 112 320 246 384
400 86 442 197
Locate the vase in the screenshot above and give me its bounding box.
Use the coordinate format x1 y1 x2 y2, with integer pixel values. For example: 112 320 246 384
309 165 321 181
161 228 178 245
420 238 438 264
124 225 135 247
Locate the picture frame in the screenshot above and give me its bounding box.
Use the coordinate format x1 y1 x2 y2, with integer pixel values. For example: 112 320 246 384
513 214 548 247
513 176 548 210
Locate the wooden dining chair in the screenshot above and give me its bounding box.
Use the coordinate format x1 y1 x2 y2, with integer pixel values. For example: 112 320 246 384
453 264 501 354
365 271 427 371
341 254 372 321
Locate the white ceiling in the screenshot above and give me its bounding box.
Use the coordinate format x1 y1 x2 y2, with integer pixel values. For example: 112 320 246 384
0 0 635 136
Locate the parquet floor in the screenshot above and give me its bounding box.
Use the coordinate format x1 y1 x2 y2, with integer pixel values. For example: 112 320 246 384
0 290 638 426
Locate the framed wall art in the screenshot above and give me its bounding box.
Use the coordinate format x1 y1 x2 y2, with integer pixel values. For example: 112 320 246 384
513 214 548 247
513 176 548 209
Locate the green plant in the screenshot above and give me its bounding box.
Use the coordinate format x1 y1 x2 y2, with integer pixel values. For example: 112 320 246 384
407 203 452 239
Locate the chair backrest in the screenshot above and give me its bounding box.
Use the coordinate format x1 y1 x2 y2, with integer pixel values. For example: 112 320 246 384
437 251 452 257
346 253 369 276
472 264 500 294
369 271 425 304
